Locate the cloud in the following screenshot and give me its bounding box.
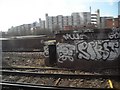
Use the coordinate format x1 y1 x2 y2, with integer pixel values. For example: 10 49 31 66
107 0 114 5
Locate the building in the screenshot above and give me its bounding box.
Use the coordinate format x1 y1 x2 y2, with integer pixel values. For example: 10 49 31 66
105 18 119 28
39 18 45 29
57 15 64 30
8 9 101 35
100 17 119 29
46 14 55 31
71 13 80 26
118 15 120 28
91 9 100 28
100 17 113 28
79 12 91 25
46 11 95 31
31 21 40 29
7 22 40 36
71 12 91 26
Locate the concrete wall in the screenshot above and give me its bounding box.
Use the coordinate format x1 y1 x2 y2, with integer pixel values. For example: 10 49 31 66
56 28 120 70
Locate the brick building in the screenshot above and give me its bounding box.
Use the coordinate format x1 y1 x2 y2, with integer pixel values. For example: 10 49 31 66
118 15 120 28
118 1 120 28
105 18 119 28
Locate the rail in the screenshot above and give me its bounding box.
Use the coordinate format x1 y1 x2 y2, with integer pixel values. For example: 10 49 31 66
1 70 120 79
1 81 114 90
1 69 119 89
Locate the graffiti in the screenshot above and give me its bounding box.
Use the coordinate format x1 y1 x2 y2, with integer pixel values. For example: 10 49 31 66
108 31 120 39
83 29 94 32
57 43 75 63
63 33 89 40
57 39 119 62
54 29 120 64
77 40 119 60
43 46 49 57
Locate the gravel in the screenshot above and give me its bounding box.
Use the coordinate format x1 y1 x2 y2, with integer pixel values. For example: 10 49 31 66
2 52 119 89
2 74 111 88
2 52 45 67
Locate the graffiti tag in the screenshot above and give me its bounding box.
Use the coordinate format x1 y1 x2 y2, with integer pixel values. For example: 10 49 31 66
63 33 89 40
43 46 49 57
57 43 75 63
77 40 119 60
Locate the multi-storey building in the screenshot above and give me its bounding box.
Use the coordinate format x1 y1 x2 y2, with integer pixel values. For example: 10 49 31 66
91 9 100 28
105 18 119 28
8 22 40 36
118 15 120 28
100 16 119 29
45 14 56 31
63 16 68 26
67 16 73 25
39 18 45 29
71 13 80 26
8 9 101 34
79 12 91 25
31 22 40 29
57 15 64 30
100 17 113 28
46 11 93 31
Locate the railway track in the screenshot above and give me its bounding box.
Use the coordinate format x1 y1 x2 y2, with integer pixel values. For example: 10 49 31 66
1 67 100 75
2 51 120 89
2 69 119 78
1 81 114 90
1 69 119 89
2 65 120 75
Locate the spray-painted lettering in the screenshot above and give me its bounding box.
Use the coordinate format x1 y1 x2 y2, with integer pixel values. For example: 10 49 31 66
63 33 89 40
57 43 75 63
77 40 119 60
43 46 49 57
55 30 120 63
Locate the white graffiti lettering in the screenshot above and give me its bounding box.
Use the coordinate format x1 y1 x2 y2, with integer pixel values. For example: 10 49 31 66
77 41 90 60
43 46 49 57
63 33 89 40
57 39 119 62
108 31 120 39
57 43 75 63
77 40 119 60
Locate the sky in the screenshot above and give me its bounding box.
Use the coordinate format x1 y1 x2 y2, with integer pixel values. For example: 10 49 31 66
0 0 119 31
118 1 120 15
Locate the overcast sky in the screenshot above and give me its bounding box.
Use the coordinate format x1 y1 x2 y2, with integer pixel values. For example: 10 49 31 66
0 0 119 31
